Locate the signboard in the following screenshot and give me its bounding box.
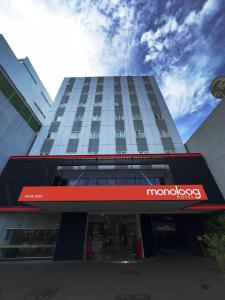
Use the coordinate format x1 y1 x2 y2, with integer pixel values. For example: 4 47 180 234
18 185 207 202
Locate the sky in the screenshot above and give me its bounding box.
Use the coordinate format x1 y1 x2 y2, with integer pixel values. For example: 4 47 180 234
0 0 225 142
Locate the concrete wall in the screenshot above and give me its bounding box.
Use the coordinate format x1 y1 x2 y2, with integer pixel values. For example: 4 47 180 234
186 99 225 198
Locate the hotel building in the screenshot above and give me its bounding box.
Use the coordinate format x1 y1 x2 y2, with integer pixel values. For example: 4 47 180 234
0 76 224 261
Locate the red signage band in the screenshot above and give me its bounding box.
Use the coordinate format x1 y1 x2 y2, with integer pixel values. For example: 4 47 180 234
185 205 225 211
18 185 207 202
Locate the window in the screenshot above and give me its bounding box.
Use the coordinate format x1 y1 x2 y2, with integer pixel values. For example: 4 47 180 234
155 113 162 120
47 132 56 139
136 130 145 138
116 130 125 138
160 130 170 138
116 151 127 154
67 139 79 153
90 131 100 139
78 102 86 107
84 77 91 84
131 101 138 107
93 115 101 121
114 83 121 91
40 152 50 156
88 151 98 154
56 115 62 122
94 103 102 107
59 103 66 108
96 85 103 93
75 115 83 121
165 150 176 154
70 131 79 138
145 83 153 92
115 101 122 107
80 94 88 103
133 113 142 120
115 114 124 121
95 95 102 103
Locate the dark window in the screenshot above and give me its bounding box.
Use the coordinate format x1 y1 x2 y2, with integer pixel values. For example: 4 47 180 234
136 138 148 151
91 121 101 131
89 178 98 185
80 94 88 103
76 107 85 116
72 121 82 132
117 178 126 185
67 139 79 153
82 85 89 93
95 94 102 103
134 120 144 131
161 137 175 151
40 139 54 154
97 77 104 83
60 95 69 104
116 138 126 152
96 85 103 93
88 139 99 153
93 106 102 115
115 120 125 131
115 94 122 101
145 83 153 92
49 121 60 132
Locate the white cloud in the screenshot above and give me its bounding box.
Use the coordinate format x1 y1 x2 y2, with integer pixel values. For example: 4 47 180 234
0 0 136 99
140 0 220 120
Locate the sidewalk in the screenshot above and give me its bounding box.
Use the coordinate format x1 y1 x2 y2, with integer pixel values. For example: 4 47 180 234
0 253 224 299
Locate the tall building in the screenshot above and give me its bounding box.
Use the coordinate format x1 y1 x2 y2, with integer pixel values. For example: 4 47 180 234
30 76 185 155
0 76 224 262
0 35 52 173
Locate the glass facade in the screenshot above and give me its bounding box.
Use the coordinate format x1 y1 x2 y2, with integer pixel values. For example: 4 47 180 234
68 177 162 186
0 213 61 260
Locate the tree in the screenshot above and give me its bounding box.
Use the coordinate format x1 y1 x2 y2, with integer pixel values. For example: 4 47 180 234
203 214 225 274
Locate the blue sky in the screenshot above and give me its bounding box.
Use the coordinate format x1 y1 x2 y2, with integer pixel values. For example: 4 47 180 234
0 0 224 142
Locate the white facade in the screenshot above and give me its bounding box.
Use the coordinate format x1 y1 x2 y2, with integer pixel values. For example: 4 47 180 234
186 99 225 198
30 76 185 155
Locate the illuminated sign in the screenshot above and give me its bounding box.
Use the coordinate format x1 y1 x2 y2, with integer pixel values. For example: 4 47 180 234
18 185 207 202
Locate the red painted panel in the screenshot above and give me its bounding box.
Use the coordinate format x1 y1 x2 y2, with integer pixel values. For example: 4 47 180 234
0 206 42 212
11 153 202 160
185 205 225 211
18 185 207 202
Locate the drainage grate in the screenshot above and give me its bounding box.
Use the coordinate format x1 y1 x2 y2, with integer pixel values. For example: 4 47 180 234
22 288 59 300
120 269 139 275
115 294 151 300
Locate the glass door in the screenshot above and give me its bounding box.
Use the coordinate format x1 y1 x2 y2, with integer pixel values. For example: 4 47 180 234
86 214 137 262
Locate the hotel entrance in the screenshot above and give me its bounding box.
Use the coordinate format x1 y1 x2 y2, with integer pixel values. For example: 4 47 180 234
86 214 139 262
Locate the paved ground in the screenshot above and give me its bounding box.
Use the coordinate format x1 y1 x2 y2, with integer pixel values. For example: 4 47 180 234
0 253 224 300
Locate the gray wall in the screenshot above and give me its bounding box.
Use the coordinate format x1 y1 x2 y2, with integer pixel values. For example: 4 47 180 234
0 91 35 173
0 35 53 173
0 35 52 123
186 99 225 198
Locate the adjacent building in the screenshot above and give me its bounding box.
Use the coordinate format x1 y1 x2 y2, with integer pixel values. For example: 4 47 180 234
186 94 225 199
0 35 52 173
0 76 224 262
